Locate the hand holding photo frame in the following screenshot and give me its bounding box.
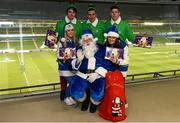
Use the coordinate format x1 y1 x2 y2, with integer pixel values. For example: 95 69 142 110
134 36 153 48
105 47 124 62
58 48 76 60
45 30 58 49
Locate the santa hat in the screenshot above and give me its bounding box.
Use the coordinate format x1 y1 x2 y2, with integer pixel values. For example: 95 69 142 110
64 23 74 31
80 30 98 44
104 25 119 38
81 30 97 41
61 23 74 42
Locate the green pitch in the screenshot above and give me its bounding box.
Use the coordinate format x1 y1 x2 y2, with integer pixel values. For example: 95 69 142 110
129 45 180 74
1 43 180 95
0 25 180 95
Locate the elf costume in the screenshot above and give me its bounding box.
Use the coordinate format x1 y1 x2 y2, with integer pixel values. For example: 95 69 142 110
105 16 135 44
82 4 105 45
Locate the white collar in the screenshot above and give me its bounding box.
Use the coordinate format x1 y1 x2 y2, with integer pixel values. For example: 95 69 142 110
86 18 98 27
65 16 77 24
110 16 121 25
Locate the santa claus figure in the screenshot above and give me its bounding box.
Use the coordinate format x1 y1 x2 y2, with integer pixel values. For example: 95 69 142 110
70 30 105 113
112 97 123 117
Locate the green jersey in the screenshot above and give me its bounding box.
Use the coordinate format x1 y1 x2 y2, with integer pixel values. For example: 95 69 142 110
83 19 105 45
105 19 135 43
55 19 82 40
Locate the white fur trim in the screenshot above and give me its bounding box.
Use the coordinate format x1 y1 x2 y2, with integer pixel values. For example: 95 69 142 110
61 38 66 42
81 34 93 40
88 57 96 70
76 71 88 79
57 42 63 48
58 70 75 77
78 92 87 102
95 67 107 77
71 59 81 70
121 71 127 77
54 44 57 48
104 33 108 38
64 23 74 31
107 32 119 38
94 37 98 42
90 97 100 105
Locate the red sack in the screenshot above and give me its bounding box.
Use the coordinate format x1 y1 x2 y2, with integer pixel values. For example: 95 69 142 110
98 70 126 122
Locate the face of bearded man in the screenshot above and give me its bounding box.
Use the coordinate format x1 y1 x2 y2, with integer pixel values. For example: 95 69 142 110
82 38 98 59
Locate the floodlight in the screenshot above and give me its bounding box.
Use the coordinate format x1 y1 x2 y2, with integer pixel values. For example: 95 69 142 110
144 22 164 26
0 22 14 25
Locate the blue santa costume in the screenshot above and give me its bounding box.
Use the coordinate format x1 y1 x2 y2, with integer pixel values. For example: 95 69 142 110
95 25 129 78
95 26 129 114
95 26 129 121
57 23 77 105
70 30 105 113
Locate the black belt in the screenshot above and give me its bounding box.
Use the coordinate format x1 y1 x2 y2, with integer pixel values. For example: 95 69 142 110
80 70 95 74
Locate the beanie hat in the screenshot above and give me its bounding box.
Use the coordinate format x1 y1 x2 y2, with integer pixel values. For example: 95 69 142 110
66 4 77 13
87 3 96 12
104 25 119 38
64 23 74 31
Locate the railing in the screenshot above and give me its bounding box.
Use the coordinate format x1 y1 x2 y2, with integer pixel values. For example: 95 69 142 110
127 69 180 81
0 83 59 93
0 69 180 98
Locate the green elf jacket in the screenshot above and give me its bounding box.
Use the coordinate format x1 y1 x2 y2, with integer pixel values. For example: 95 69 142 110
55 18 83 40
82 19 105 45
105 19 135 43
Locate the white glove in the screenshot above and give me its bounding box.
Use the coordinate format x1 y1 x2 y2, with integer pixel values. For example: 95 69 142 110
118 59 128 66
87 73 101 83
76 49 84 63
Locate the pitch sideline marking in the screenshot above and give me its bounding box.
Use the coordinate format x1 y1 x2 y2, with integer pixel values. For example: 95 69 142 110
6 28 10 49
17 54 32 92
31 27 40 50
28 53 49 85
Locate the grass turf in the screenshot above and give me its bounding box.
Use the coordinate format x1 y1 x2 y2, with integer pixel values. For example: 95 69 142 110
0 25 180 95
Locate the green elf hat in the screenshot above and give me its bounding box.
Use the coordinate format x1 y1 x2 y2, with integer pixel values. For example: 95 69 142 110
111 2 120 11
66 3 77 13
87 3 96 12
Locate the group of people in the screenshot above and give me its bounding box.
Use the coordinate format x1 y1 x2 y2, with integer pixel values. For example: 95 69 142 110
55 3 135 113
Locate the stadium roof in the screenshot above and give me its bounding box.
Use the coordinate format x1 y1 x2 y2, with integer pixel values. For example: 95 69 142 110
49 0 180 5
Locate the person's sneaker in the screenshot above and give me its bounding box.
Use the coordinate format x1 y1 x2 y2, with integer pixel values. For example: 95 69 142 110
81 96 90 111
64 97 73 105
89 103 97 113
60 90 65 101
69 97 76 104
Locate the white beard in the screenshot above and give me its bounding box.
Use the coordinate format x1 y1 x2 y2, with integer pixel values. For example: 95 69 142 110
82 42 98 59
